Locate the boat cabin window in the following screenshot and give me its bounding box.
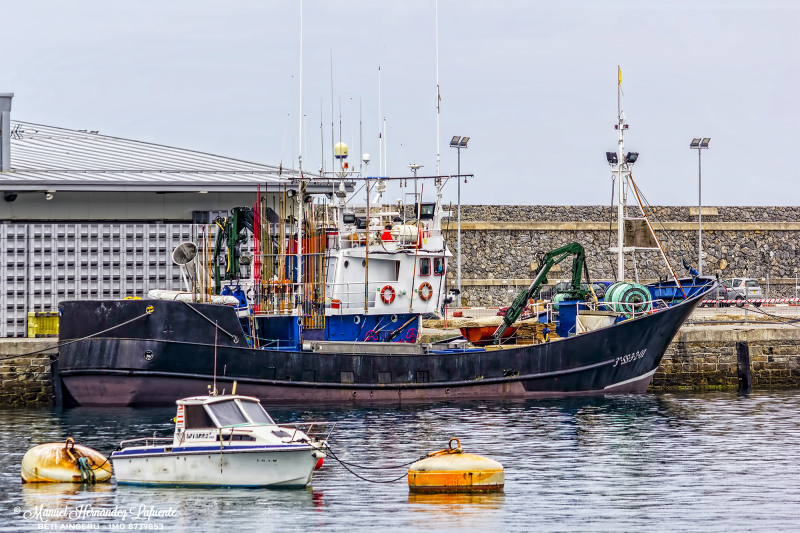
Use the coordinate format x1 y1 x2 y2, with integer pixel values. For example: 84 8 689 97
207 400 249 427
434 257 444 276
239 401 275 425
419 258 431 276
184 405 216 429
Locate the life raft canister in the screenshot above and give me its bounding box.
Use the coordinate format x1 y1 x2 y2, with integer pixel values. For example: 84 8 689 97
380 285 396 304
418 282 433 301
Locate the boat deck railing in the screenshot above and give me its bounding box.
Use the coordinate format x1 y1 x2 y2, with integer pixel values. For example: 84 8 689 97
591 298 671 318
277 421 336 443
118 437 174 448
341 228 445 253
325 280 399 309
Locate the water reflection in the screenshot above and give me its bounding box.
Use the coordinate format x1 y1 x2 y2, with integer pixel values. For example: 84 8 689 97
1 391 800 532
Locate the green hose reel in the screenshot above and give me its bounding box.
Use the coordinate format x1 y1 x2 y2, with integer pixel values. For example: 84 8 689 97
603 282 652 316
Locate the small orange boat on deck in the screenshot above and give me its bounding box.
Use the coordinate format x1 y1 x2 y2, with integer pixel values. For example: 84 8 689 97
459 326 517 346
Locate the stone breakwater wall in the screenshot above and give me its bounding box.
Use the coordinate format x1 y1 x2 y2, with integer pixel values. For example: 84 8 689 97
440 205 800 306
651 324 800 390
0 339 57 405
451 205 800 223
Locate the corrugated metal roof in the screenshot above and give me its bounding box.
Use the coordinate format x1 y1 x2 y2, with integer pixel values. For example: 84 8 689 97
0 121 333 192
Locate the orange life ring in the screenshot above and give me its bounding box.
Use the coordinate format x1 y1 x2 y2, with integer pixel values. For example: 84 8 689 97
418 282 433 301
381 285 396 304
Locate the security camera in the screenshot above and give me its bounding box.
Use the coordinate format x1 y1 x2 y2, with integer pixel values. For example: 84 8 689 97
3 191 17 202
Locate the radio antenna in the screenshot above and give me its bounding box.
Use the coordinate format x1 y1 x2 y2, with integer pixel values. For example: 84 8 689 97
330 50 335 174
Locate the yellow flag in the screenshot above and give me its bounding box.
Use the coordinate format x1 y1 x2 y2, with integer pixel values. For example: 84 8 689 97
618 66 622 86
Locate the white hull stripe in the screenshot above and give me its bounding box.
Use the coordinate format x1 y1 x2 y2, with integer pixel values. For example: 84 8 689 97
604 368 657 389
701 298 800 304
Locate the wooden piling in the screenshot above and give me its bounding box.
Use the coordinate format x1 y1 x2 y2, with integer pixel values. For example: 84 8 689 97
736 341 751 391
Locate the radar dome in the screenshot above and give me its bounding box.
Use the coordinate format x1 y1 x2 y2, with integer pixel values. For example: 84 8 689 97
334 142 348 159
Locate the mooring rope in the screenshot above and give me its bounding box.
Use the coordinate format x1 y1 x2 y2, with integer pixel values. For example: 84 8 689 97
322 444 423 484
733 305 800 327
0 309 154 364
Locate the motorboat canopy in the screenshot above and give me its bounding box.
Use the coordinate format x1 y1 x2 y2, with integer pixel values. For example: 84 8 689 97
177 395 277 429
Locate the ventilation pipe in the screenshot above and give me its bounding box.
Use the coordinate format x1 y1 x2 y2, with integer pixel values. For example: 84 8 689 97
0 93 13 172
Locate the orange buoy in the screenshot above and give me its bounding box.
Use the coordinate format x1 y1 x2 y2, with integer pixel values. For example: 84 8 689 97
21 438 112 483
408 438 504 493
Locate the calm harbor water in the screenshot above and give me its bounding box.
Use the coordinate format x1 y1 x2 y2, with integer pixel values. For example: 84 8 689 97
2 391 800 532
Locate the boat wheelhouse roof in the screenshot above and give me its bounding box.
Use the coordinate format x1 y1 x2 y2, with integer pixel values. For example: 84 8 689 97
177 394 262 406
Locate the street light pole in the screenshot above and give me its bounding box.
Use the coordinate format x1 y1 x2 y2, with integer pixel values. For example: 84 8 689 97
690 138 710 276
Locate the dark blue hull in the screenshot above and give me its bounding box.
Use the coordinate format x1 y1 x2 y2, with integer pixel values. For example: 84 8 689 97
56 288 708 406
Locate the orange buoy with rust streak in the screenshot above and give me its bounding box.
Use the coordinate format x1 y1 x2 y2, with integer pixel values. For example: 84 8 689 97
408 438 504 493
21 438 112 483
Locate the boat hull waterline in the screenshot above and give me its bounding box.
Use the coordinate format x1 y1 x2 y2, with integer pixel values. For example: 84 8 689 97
57 293 706 406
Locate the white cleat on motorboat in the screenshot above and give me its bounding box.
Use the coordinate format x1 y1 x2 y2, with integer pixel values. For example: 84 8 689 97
111 395 331 487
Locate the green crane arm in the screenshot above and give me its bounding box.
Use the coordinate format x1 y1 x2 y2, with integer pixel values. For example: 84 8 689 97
213 207 255 295
492 242 590 344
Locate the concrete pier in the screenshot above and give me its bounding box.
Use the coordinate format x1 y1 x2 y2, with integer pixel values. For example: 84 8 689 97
0 339 57 405
652 323 800 390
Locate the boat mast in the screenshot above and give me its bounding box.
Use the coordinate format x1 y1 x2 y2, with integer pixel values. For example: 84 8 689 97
297 0 304 316
435 0 440 175
378 66 382 179
616 66 625 282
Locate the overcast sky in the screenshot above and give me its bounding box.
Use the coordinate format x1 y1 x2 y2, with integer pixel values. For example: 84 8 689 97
1 0 797 206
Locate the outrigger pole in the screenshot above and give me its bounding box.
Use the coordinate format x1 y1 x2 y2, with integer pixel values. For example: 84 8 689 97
628 175 687 299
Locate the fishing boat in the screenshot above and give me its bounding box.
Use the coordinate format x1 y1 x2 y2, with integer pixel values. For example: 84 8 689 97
111 394 330 487
56 84 714 406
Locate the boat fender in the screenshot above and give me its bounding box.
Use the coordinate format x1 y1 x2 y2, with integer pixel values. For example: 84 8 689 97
381 285 396 304
418 282 433 301
408 438 504 493
311 452 325 470
21 437 112 484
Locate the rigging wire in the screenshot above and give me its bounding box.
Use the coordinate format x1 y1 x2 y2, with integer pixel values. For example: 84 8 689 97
631 180 691 265
0 310 154 364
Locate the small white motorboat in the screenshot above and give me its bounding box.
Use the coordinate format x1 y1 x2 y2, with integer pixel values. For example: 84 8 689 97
111 394 331 487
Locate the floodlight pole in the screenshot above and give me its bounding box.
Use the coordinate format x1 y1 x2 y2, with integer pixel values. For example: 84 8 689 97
449 139 467 307
691 139 709 276
457 144 462 308
698 147 702 276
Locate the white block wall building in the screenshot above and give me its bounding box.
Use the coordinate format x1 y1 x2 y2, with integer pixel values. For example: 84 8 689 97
0 94 335 337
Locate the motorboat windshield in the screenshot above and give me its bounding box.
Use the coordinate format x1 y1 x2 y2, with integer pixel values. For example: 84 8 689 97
239 400 275 424
207 400 250 426
183 398 277 429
